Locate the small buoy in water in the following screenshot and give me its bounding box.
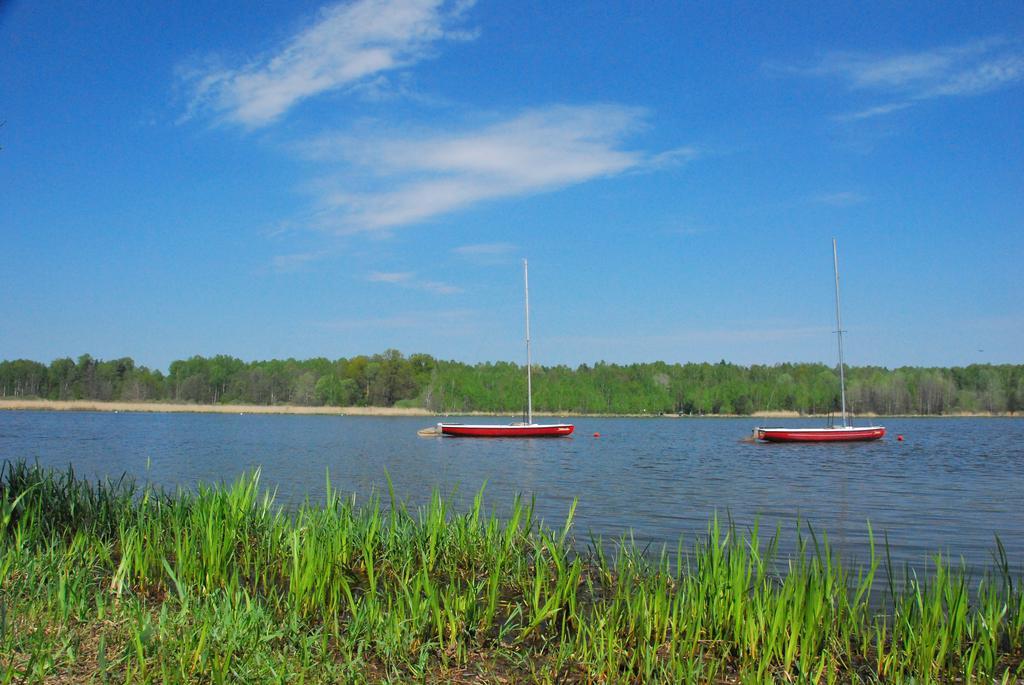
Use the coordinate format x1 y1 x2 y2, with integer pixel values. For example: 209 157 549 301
593 432 600 438
897 434 904 441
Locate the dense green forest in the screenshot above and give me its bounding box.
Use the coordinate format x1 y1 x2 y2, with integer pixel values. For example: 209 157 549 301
0 352 1020 415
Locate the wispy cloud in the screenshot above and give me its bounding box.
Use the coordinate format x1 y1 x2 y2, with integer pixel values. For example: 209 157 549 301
646 146 701 169
964 314 1024 334
451 242 519 264
812 191 866 207
272 250 331 272
552 325 828 348
367 270 462 294
782 38 1024 120
835 102 914 122
298 104 691 233
453 242 517 256
419 280 462 294
316 308 474 331
367 270 414 283
181 0 476 128
664 225 709 237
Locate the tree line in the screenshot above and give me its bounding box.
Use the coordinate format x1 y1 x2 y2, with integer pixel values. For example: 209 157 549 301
0 352 1020 415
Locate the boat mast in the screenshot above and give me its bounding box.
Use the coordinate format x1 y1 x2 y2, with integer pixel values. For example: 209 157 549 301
832 238 848 427
524 259 533 424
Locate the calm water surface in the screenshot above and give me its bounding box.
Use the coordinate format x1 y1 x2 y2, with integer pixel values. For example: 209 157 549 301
2 411 1022 576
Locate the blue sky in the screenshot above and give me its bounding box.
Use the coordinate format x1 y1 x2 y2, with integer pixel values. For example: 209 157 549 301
3 1 1022 371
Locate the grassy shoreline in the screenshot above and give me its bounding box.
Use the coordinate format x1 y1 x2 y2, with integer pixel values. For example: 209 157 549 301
2 461 1022 683
0 398 1017 418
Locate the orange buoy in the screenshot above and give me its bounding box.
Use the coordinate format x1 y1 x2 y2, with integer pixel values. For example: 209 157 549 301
593 432 600 438
897 434 904 441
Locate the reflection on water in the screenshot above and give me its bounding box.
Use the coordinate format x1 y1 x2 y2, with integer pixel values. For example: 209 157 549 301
2 411 1022 576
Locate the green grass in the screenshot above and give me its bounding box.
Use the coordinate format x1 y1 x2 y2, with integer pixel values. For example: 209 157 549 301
1 459 1022 683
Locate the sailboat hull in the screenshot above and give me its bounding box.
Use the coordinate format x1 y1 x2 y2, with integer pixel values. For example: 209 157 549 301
438 423 575 437
756 426 885 442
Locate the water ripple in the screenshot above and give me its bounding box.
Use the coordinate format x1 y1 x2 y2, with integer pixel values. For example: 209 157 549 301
2 413 1023 575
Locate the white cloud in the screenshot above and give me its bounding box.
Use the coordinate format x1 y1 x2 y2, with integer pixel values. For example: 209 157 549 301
834 101 914 122
812 191 866 207
367 270 414 283
924 54 1024 97
453 242 517 256
272 251 329 272
664 225 709 237
367 270 462 294
551 326 828 348
419 280 462 294
786 38 1024 120
316 308 474 330
806 38 1015 92
646 146 701 169
181 0 476 128
299 104 689 233
451 242 519 265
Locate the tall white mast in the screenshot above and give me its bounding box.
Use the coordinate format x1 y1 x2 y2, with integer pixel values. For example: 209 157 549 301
832 238 848 427
524 259 533 424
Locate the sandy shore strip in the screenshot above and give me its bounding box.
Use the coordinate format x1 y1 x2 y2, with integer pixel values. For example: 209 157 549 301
0 399 433 416
748 410 802 418
0 399 1011 418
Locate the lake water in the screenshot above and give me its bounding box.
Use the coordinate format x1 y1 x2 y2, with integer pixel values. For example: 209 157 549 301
2 411 1022 577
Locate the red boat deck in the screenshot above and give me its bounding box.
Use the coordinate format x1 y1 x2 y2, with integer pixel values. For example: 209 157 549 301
755 426 886 442
438 423 575 438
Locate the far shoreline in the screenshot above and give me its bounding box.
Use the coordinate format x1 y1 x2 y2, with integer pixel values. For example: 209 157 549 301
0 399 1016 419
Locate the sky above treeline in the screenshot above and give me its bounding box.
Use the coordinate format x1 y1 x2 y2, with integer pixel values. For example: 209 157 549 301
3 1 1022 372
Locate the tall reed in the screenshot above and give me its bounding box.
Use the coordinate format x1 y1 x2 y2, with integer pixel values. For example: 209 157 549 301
1 459 1022 683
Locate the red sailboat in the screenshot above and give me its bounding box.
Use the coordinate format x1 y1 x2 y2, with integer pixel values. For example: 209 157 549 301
754 239 885 443
438 260 574 438
755 425 885 442
439 423 575 437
